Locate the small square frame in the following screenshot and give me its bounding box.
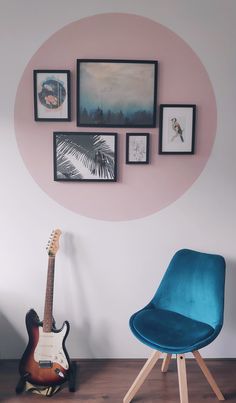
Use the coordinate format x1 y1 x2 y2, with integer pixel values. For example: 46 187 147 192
53 132 117 182
33 70 71 121
159 104 196 154
126 133 150 164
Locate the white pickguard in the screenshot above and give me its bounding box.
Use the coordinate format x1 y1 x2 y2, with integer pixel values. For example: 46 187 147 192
34 324 69 370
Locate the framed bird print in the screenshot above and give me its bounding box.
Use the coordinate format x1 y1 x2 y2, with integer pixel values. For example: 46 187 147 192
159 104 196 154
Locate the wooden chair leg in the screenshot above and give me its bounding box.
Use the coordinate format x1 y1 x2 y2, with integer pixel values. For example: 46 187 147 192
123 350 161 403
161 353 172 373
177 354 189 403
192 350 225 401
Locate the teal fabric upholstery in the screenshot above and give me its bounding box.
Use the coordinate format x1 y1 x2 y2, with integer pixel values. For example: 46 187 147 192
130 249 225 354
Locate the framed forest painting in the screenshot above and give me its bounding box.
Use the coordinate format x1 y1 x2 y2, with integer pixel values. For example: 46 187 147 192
77 59 158 128
53 132 117 182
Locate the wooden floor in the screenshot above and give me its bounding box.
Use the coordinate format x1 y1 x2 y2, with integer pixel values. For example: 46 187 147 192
0 358 236 402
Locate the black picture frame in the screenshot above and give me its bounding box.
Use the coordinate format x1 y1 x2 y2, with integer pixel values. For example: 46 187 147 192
159 104 196 154
77 59 158 128
53 132 117 182
33 70 71 121
126 133 150 164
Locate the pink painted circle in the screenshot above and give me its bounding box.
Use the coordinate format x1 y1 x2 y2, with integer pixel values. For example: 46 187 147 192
14 13 216 221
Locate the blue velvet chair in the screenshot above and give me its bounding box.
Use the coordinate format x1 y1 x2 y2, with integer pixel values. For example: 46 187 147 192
124 249 226 403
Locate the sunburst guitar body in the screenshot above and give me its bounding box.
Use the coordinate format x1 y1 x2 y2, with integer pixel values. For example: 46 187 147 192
18 229 71 387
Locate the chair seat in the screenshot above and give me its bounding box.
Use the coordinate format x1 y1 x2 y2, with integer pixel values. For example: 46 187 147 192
131 308 215 354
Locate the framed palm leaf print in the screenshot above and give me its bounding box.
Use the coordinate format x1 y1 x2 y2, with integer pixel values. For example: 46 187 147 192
53 132 117 182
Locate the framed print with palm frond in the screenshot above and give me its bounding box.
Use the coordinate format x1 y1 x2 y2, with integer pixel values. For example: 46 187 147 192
53 132 117 182
77 59 158 127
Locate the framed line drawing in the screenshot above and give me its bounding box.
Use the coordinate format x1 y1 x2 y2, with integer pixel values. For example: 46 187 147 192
53 132 117 182
126 133 150 164
34 70 71 121
159 104 196 154
77 59 158 128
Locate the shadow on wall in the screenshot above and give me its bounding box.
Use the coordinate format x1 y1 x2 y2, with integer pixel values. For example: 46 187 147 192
62 232 112 358
0 311 25 359
224 258 236 329
71 320 112 359
215 258 236 357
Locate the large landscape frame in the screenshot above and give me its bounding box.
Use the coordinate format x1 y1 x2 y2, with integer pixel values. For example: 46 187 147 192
77 59 158 128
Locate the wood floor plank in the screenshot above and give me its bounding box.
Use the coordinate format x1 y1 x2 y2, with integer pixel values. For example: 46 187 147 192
0 358 236 402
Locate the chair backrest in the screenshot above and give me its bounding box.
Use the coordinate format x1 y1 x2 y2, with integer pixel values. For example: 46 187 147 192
152 249 225 329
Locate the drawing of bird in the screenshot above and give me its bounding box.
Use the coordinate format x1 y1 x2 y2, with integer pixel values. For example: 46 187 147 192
171 118 184 142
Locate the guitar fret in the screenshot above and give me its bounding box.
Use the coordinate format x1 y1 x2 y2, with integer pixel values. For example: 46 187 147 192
43 256 55 332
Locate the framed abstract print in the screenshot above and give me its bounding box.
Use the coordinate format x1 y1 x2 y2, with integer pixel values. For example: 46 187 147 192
34 70 71 121
126 133 150 164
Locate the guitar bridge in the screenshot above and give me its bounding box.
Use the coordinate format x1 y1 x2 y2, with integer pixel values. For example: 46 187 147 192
39 360 52 368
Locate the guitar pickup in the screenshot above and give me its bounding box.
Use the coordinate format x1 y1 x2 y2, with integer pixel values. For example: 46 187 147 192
39 360 52 368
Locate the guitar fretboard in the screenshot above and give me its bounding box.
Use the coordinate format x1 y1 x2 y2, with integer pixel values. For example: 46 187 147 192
43 256 55 332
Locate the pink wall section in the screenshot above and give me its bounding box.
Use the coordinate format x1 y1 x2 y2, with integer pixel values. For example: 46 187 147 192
14 13 217 221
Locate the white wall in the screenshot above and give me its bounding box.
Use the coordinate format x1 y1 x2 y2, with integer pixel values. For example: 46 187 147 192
0 0 236 359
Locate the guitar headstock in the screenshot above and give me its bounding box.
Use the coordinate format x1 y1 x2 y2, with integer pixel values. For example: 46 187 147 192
46 229 62 256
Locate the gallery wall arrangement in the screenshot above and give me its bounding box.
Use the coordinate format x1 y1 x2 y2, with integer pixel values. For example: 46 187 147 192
14 13 217 221
33 59 196 182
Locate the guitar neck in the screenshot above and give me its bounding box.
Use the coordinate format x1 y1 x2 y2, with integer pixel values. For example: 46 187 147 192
43 255 55 332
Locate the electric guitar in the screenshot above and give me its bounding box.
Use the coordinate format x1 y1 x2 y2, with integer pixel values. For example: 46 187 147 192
19 229 71 386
